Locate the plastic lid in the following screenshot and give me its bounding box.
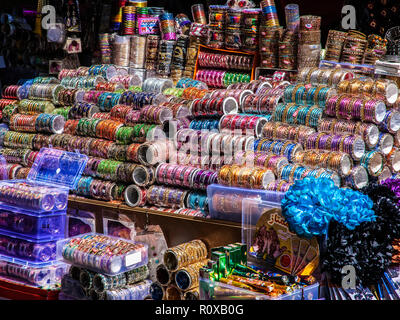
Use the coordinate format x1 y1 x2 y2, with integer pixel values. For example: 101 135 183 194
27 148 88 190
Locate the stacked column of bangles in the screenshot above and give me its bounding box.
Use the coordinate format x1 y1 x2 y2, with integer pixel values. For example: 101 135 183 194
317 118 379 149
3 131 35 149
190 97 238 117
386 147 400 173
304 132 365 161
297 67 354 87
181 87 208 100
58 67 89 80
9 113 64 134
97 92 122 112
189 119 220 131
278 163 341 186
88 65 118 81
232 150 289 175
142 78 174 94
0 99 18 110
2 104 18 123
265 181 293 192
80 90 104 104
0 148 37 167
95 82 125 92
32 77 59 84
272 103 324 128
208 89 253 105
109 105 133 123
18 99 55 114
241 90 284 114
28 84 64 103
109 75 141 89
60 76 105 90
254 139 303 162
379 110 400 135
219 114 268 138
163 87 185 98
2 85 20 99
283 84 337 108
293 149 353 176
374 132 394 155
77 176 126 202
195 70 251 88
0 235 56 262
359 150 385 177
159 102 190 119
119 91 164 109
197 52 253 70
228 80 272 94
56 88 79 106
155 163 218 190
261 121 316 144
68 103 99 119
146 185 187 209
137 140 175 166
140 105 173 124
218 164 275 189
337 78 398 105
325 95 386 124
175 129 254 156
175 78 208 90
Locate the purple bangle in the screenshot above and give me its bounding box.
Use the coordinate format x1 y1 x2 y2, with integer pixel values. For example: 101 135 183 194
330 135 343 151
352 99 363 119
318 134 331 150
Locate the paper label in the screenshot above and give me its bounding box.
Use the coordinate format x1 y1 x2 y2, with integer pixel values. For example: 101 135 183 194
125 251 141 266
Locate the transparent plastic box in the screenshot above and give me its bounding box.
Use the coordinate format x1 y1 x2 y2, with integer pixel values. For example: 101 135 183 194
0 232 58 265
56 233 148 276
67 216 95 237
242 198 320 277
207 184 284 223
0 148 88 213
0 206 66 240
199 278 310 300
0 259 68 287
303 283 320 300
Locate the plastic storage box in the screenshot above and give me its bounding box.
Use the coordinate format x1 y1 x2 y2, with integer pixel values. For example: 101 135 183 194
0 148 88 213
199 277 317 300
242 198 320 277
67 215 95 237
57 233 148 275
207 184 284 223
0 207 66 240
0 259 68 287
0 233 57 265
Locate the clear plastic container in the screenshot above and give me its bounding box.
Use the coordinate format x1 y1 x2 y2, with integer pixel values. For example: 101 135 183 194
199 277 310 300
67 215 95 237
0 205 66 240
207 184 284 223
242 198 320 276
0 232 58 265
0 259 68 287
302 283 320 300
0 148 88 213
56 233 148 275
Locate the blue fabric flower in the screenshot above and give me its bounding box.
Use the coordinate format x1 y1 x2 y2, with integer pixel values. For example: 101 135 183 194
281 177 376 238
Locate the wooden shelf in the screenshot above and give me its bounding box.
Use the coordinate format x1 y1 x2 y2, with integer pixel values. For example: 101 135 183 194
68 196 242 249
